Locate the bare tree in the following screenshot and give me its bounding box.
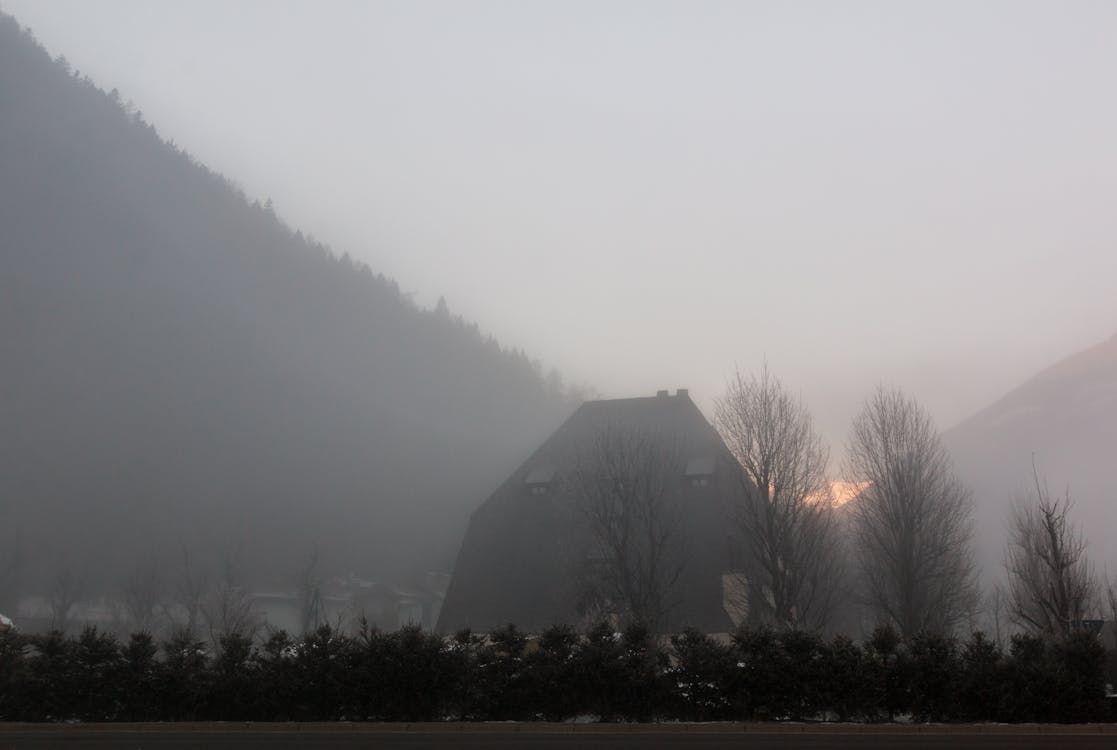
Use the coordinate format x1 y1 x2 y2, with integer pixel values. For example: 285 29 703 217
122 554 165 634
163 548 209 635
847 386 977 637
1105 573 1117 653
1005 468 1096 640
714 365 844 631
47 565 85 633
201 551 262 651
0 539 23 615
987 584 1008 649
572 427 683 632
297 548 324 636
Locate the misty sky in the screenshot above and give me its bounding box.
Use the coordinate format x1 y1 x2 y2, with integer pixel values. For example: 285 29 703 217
7 0 1117 456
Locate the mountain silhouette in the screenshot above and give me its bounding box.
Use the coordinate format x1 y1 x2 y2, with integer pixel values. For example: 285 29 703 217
0 12 575 603
943 332 1117 579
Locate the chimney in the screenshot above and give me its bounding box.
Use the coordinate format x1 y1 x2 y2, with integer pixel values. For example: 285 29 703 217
656 390 669 398
676 388 689 398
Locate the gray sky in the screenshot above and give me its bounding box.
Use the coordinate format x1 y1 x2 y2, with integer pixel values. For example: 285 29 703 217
7 0 1117 455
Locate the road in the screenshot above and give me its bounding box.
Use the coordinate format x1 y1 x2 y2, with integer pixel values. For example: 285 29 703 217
3 724 1117 749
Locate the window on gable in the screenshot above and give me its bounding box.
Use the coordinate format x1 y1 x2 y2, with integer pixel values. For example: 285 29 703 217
524 465 555 496
684 456 715 488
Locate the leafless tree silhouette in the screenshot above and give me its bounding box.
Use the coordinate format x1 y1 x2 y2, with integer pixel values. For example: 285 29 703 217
1105 574 1117 653
1006 467 1096 640
297 548 324 636
163 548 208 636
0 540 23 616
848 386 976 636
573 427 683 632
122 554 165 633
201 551 262 651
714 365 844 631
47 564 85 633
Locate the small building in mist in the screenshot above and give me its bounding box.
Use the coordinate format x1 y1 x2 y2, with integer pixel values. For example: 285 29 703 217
437 390 747 634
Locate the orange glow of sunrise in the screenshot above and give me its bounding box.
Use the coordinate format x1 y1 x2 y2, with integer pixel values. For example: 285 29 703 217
807 481 870 508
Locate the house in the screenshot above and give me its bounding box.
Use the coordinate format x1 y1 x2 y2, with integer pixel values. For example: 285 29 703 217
437 390 748 634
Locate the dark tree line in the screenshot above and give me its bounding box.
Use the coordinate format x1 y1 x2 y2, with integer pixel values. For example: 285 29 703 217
0 623 1109 723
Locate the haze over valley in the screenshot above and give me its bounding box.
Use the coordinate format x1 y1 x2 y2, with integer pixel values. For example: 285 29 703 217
0 11 575 616
2 2 1116 636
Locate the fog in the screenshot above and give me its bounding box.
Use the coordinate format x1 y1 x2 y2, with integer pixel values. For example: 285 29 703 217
8 0 1116 448
1 11 575 635
3 2 1117 634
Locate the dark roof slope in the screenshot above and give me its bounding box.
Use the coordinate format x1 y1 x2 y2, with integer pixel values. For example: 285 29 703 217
438 390 742 633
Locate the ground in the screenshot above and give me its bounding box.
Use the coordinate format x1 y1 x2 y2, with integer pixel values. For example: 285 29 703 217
2 723 1117 749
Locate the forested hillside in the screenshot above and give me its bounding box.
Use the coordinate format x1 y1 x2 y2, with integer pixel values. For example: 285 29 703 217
0 12 575 606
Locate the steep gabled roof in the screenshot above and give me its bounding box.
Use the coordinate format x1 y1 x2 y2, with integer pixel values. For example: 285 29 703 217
437 390 742 633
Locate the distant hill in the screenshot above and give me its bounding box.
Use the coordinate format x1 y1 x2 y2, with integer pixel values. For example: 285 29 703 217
943 333 1117 579
0 12 575 605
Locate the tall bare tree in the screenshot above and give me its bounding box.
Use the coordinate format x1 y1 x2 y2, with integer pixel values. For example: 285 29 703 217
201 551 262 651
847 386 976 637
47 564 85 633
297 548 324 636
986 584 1009 649
0 539 23 616
1105 574 1117 653
573 427 683 632
714 366 843 631
122 555 165 634
163 548 208 635
1005 468 1096 640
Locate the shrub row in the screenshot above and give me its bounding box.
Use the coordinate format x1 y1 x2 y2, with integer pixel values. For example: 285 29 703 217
0 623 1109 723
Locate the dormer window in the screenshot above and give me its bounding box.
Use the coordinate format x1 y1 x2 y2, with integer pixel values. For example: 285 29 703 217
524 466 555 495
684 456 715 488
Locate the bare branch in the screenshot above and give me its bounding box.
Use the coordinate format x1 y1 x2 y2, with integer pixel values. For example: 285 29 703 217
122 553 165 634
161 547 209 635
714 365 844 632
47 565 85 633
297 548 324 636
572 426 683 632
1105 572 1117 652
1005 464 1096 640
847 386 977 637
201 549 263 651
0 540 24 615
